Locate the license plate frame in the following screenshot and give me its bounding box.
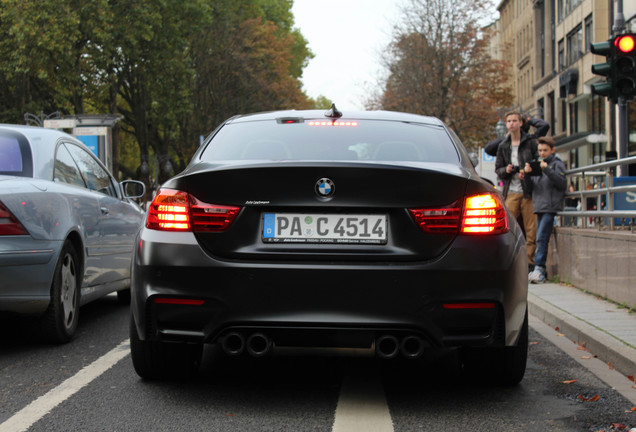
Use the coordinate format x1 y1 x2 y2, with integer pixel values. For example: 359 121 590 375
262 213 387 244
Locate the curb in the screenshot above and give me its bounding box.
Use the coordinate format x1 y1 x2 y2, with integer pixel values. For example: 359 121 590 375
528 293 636 379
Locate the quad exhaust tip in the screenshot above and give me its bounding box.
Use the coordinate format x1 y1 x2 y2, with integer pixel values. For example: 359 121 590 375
246 333 272 357
376 334 426 359
221 332 245 356
221 332 425 359
221 332 273 357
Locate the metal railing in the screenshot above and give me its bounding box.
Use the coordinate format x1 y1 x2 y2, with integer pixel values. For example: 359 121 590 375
558 155 636 231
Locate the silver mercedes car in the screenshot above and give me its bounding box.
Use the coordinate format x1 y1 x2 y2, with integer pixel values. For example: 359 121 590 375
0 124 146 343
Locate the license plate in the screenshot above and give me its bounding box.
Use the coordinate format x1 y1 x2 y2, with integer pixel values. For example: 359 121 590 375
262 213 387 244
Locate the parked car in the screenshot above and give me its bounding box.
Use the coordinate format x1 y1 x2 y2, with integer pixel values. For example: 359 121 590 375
130 107 528 384
0 124 146 343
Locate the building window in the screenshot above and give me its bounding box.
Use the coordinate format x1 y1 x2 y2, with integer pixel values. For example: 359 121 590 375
567 25 583 66
558 0 564 22
569 101 579 134
584 14 593 53
558 39 565 70
561 99 567 133
549 91 556 133
588 94 605 133
565 0 583 16
551 0 556 71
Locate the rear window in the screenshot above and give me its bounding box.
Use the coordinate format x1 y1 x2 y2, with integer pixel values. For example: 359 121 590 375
0 131 33 177
200 119 459 163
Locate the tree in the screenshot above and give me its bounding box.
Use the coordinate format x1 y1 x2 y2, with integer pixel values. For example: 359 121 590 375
0 0 313 193
373 0 513 149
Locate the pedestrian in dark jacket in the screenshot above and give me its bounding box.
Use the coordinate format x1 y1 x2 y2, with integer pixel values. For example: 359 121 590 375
495 111 539 270
524 137 567 283
485 116 549 156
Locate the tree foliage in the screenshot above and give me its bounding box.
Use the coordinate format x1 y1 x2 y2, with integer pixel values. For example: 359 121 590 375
373 0 513 149
0 0 312 190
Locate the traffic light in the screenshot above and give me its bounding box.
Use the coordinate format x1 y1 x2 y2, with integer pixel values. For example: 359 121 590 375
590 39 615 100
613 34 636 100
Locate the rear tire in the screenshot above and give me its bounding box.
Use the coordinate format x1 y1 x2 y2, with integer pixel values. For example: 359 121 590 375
40 241 81 343
461 310 528 386
116 288 131 304
129 315 202 380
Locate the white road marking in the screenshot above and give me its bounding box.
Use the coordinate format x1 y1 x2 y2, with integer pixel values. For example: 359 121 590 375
0 339 130 432
332 368 394 432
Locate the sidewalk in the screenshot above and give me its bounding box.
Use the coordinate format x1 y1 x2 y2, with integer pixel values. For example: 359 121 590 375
528 282 636 379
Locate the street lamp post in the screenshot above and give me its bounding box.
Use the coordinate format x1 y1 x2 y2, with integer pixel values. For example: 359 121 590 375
24 111 61 127
494 119 507 138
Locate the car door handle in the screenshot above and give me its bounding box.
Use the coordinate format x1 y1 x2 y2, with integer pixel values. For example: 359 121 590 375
100 207 109 215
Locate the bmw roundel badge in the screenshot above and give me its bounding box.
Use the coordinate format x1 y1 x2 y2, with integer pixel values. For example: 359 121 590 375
315 178 335 199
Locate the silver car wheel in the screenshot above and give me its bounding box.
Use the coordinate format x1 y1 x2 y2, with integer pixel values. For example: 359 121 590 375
60 252 77 330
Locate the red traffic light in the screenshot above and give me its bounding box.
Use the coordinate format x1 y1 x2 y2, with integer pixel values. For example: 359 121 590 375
615 34 636 53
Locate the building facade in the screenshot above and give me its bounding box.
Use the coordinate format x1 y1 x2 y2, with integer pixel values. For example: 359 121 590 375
495 0 636 177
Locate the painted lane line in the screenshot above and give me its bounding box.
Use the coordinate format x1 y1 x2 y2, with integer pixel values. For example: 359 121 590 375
332 368 394 432
0 339 130 432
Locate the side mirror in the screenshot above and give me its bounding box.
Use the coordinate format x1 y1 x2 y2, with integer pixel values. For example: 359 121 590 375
121 180 146 199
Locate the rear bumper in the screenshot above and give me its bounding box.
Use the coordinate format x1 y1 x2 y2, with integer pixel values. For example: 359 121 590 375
131 230 528 350
0 239 60 315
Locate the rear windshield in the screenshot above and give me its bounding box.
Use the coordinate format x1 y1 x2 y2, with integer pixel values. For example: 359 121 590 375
0 131 33 177
200 119 459 163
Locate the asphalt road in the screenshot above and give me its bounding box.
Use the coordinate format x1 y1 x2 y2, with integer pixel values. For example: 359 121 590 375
1 294 635 432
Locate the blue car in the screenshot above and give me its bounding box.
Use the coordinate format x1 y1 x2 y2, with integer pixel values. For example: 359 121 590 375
0 124 146 343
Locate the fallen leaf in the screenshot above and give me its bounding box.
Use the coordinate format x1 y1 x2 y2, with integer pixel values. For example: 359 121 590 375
529 341 540 345
611 423 627 430
557 333 565 337
628 375 634 382
562 379 578 384
578 394 600 402
555 326 560 331
577 345 588 351
581 356 592 359
630 406 636 412
608 362 614 370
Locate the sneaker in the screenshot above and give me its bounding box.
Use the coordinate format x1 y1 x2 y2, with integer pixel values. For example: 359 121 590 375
531 272 545 284
528 269 541 282
529 267 546 284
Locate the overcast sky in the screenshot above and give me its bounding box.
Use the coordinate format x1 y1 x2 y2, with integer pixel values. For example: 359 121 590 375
291 1 402 111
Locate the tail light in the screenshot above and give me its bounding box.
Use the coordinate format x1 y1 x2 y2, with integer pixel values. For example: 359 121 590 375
146 188 241 232
461 193 508 234
0 201 28 235
408 202 461 233
409 192 508 235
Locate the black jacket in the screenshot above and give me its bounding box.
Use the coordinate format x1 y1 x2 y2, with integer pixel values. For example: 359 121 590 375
495 131 539 199
485 117 549 157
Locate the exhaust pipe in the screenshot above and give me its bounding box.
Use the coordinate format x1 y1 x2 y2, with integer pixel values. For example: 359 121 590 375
246 333 272 357
400 335 425 359
221 332 245 356
376 335 400 359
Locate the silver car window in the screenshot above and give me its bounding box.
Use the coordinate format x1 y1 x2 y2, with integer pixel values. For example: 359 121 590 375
54 144 86 187
63 142 117 197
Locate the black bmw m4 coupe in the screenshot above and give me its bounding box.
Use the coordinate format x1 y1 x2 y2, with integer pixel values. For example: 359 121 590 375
130 107 529 385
